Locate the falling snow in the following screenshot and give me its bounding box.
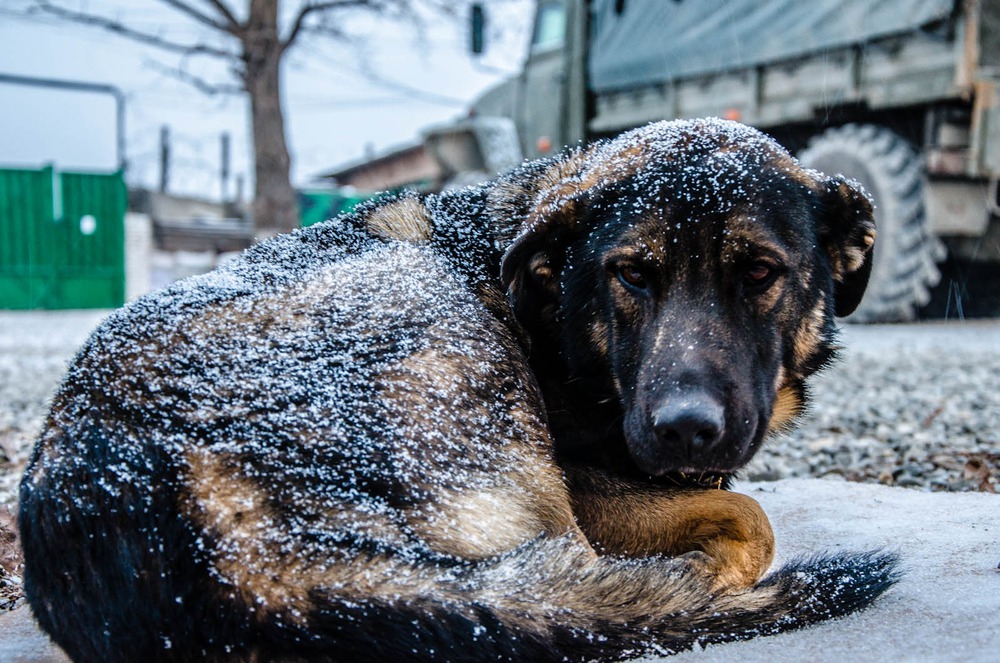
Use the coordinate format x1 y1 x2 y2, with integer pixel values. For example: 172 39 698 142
16 120 901 660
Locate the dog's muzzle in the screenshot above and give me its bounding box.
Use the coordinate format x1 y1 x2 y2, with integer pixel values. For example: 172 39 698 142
627 387 752 476
651 393 725 460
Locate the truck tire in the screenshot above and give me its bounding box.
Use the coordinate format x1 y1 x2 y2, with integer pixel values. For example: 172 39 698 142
798 124 943 322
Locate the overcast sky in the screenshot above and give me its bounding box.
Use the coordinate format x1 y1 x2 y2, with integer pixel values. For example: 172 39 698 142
0 1 532 200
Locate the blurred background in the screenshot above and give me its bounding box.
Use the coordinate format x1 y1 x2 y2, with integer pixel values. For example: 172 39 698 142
0 0 998 320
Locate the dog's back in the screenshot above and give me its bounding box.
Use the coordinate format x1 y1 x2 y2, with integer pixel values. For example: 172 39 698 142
19 125 898 662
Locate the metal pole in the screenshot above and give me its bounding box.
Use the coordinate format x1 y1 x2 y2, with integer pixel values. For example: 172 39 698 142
221 132 230 202
159 125 170 193
0 71 127 172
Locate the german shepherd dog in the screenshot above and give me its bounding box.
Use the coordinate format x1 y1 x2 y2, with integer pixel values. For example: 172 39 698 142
20 119 895 662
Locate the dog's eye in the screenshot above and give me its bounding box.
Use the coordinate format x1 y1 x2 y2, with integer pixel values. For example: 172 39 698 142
744 262 778 289
614 265 649 291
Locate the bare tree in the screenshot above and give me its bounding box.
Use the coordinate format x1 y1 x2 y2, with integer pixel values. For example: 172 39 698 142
25 0 467 236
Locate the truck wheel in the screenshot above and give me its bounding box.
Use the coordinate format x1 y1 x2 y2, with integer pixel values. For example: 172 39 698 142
798 124 943 322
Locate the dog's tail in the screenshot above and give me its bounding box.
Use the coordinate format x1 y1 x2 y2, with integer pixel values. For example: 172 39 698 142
284 536 899 662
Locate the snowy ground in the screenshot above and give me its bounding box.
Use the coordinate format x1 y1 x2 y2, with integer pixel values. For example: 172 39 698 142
0 311 109 507
662 478 1000 663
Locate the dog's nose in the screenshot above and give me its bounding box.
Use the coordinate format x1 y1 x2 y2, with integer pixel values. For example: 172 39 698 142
652 397 725 458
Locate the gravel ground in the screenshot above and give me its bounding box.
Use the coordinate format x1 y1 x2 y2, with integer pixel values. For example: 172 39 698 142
744 321 1000 492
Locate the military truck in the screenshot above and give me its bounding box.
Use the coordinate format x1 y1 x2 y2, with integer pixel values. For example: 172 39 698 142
466 0 1000 322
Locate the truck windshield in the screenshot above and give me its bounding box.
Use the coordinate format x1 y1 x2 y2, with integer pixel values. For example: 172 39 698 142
532 0 566 51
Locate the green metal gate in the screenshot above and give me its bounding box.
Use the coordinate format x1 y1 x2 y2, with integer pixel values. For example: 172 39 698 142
0 166 125 309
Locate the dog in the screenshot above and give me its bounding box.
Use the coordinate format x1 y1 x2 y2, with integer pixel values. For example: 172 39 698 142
19 119 896 662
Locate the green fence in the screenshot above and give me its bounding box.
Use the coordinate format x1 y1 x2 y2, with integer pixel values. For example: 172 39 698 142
0 166 125 309
298 189 371 228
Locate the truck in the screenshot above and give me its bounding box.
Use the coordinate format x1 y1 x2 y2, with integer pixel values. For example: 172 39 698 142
460 0 1000 322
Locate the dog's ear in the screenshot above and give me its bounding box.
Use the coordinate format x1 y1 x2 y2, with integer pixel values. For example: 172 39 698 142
499 189 588 327
818 176 877 317
496 138 640 326
494 147 596 323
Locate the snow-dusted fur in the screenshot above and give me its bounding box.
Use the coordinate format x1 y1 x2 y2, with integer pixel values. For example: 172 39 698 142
20 120 896 662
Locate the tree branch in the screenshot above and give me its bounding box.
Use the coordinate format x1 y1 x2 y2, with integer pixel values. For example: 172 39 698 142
282 0 373 52
144 58 245 95
204 0 243 30
32 0 238 59
154 0 234 34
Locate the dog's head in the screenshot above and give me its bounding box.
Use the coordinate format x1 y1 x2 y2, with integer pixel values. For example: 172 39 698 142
495 119 876 476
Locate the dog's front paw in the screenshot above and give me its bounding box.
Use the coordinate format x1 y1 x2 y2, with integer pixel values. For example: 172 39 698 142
677 491 776 592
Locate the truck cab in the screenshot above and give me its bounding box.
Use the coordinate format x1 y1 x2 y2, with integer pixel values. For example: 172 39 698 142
469 0 1000 321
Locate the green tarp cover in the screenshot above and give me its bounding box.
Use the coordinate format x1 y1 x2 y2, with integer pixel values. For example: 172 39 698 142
589 0 956 93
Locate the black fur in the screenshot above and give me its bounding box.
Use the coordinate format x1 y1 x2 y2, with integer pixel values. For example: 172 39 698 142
20 120 891 662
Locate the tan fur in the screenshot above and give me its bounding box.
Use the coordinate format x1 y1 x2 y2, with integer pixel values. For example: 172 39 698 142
842 227 877 274
180 450 318 619
488 147 592 247
768 384 803 433
568 473 774 591
575 142 651 189
511 143 644 238
772 155 819 190
412 483 583 560
180 450 498 620
366 196 433 242
19 120 889 661
374 326 582 559
588 319 611 357
792 300 827 369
